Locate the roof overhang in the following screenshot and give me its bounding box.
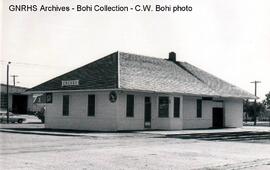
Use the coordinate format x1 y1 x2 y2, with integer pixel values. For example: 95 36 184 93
25 88 256 100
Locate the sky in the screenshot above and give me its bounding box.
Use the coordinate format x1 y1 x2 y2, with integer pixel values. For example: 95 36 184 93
1 0 270 101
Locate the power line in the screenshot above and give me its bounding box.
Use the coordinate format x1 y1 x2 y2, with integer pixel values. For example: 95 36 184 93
0 60 75 69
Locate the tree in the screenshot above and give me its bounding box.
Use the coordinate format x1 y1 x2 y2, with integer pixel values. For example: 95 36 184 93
243 100 265 121
263 91 270 109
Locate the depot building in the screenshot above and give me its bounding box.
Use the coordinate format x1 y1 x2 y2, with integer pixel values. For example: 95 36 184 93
27 52 255 131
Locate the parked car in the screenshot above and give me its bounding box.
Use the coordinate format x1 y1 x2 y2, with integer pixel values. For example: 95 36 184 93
0 109 26 123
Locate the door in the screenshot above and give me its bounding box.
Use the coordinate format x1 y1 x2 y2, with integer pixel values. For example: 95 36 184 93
212 108 224 128
144 97 151 128
12 95 28 114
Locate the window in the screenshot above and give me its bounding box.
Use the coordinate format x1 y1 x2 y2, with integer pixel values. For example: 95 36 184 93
174 97 180 118
62 95 69 116
126 95 134 117
197 99 202 118
1 93 7 108
159 96 169 117
88 95 95 116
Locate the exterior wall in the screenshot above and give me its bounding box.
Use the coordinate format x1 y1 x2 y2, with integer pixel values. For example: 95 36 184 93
224 99 243 128
183 96 213 129
0 84 31 111
45 90 183 131
45 91 118 131
183 96 243 129
151 95 183 130
0 93 13 110
43 90 243 131
116 92 145 130
116 92 183 130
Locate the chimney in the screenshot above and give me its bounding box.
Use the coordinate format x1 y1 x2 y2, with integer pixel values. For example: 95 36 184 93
168 52 176 62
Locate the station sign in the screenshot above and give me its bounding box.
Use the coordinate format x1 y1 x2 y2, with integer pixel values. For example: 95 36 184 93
61 80 79 87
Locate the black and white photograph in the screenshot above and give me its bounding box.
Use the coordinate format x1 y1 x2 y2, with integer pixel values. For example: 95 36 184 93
1 0 270 169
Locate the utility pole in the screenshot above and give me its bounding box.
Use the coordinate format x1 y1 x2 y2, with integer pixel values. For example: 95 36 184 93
6 62 11 124
10 75 18 86
250 81 261 126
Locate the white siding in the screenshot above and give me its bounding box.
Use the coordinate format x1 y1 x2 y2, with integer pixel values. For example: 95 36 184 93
116 92 183 130
224 99 243 128
183 96 213 129
116 92 145 130
45 92 118 131
152 95 183 130
43 90 243 131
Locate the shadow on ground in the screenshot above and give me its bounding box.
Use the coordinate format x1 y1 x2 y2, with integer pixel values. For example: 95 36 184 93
1 127 270 143
0 128 85 137
0 127 138 137
163 131 270 144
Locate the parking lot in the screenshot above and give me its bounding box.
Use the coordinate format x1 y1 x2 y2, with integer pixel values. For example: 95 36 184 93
0 121 270 170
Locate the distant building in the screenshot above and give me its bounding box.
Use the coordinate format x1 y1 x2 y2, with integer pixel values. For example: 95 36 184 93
0 84 33 114
28 52 256 131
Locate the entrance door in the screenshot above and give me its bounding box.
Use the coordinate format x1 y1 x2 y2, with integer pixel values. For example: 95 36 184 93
144 97 151 128
212 108 224 128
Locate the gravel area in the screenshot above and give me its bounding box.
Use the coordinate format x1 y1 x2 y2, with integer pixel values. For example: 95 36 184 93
0 124 270 170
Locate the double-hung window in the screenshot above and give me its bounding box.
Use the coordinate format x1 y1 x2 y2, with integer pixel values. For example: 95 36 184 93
159 96 169 117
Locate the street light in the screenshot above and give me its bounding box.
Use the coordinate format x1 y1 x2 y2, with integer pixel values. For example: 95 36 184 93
6 61 11 124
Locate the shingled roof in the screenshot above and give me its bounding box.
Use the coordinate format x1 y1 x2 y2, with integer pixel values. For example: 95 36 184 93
29 52 118 92
28 51 255 99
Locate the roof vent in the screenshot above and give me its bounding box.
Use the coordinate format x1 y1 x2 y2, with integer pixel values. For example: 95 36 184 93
168 52 176 62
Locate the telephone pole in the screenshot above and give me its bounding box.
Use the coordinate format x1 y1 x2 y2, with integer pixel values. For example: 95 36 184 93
6 62 11 124
250 81 261 125
10 75 19 86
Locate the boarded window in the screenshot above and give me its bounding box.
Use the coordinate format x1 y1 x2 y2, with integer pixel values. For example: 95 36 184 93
197 99 202 118
174 97 180 118
62 95 69 116
159 97 169 117
88 95 95 116
126 95 134 117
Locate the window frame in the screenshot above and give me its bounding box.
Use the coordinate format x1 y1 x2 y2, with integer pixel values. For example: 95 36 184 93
126 94 134 117
158 96 169 118
88 94 95 116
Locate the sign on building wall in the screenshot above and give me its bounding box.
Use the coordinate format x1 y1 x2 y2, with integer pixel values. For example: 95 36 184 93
109 91 117 103
33 93 52 104
61 80 79 87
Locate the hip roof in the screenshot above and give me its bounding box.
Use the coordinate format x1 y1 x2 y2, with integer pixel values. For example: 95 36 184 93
28 51 255 99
